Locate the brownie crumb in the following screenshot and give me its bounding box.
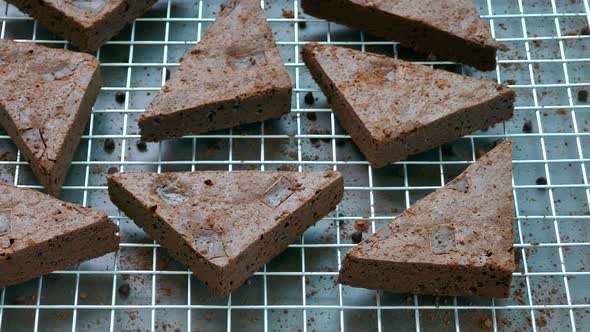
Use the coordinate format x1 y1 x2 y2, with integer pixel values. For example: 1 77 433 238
578 90 588 103
304 91 315 105
480 318 493 330
351 231 363 244
104 138 115 153
581 25 589 35
115 91 126 104
536 177 547 186
204 179 213 186
354 220 370 233
306 112 317 121
282 9 294 19
299 21 307 29
136 141 147 152
522 120 533 133
107 167 118 175
118 283 130 298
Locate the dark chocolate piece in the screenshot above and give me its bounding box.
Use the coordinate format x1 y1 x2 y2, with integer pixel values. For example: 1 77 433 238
0 183 119 287
139 0 292 142
301 0 500 70
0 39 101 196
108 170 344 296
338 141 515 298
6 0 157 52
302 43 515 168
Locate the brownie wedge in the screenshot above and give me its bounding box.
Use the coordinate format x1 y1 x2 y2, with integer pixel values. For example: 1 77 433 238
0 39 101 196
7 0 157 52
0 183 119 287
138 0 292 142
108 171 343 296
338 141 515 298
301 0 500 70
302 43 515 168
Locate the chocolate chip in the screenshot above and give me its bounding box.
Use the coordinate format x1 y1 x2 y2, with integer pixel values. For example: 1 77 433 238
536 177 547 186
118 283 130 298
306 112 317 121
299 21 307 29
204 179 213 186
581 25 589 35
578 90 588 103
304 92 315 105
351 231 363 244
107 167 118 175
115 91 126 104
522 120 533 133
136 141 147 152
104 138 115 153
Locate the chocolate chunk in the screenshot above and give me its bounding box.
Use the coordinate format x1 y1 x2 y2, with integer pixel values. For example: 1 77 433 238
115 91 126 104
0 40 101 197
118 283 130 297
107 170 344 296
581 25 589 36
104 138 116 153
304 91 315 105
139 0 292 142
351 231 363 244
306 112 317 121
165 69 171 81
136 141 147 152
338 141 515 298
302 43 515 168
301 0 501 71
0 183 119 287
578 90 588 103
5 0 157 52
522 120 533 133
536 177 547 186
107 167 119 175
299 21 307 29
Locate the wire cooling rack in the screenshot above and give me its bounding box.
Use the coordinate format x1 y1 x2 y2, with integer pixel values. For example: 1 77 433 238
1 0 589 331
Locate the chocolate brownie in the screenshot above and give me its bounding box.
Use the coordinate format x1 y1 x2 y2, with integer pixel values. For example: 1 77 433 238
302 43 515 168
6 0 157 52
301 0 500 70
338 141 515 298
108 170 343 296
0 39 101 196
139 0 292 142
0 182 119 287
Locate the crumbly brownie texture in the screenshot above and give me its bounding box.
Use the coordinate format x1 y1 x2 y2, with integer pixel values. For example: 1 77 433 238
301 0 500 70
302 43 515 168
138 0 292 142
108 171 343 296
0 39 101 196
6 0 157 52
338 141 515 298
0 183 119 287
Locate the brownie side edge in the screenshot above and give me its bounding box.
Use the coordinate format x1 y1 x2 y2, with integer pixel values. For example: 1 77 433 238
107 175 224 292
0 214 119 287
212 173 344 296
138 86 292 142
301 0 498 71
338 254 513 298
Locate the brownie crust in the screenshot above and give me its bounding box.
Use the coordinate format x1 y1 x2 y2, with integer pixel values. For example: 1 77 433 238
301 0 500 71
7 0 157 52
0 183 119 287
108 171 344 296
302 43 515 168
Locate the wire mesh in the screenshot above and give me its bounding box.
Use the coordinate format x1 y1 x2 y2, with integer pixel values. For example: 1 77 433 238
0 0 589 331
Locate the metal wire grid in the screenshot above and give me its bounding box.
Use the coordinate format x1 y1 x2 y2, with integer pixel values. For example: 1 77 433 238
0 0 588 331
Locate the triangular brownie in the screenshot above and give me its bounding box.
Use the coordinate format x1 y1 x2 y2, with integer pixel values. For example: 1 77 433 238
338 141 515 298
0 40 101 196
0 183 119 287
301 0 500 70
302 43 515 168
7 0 157 51
108 170 343 296
139 0 292 142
